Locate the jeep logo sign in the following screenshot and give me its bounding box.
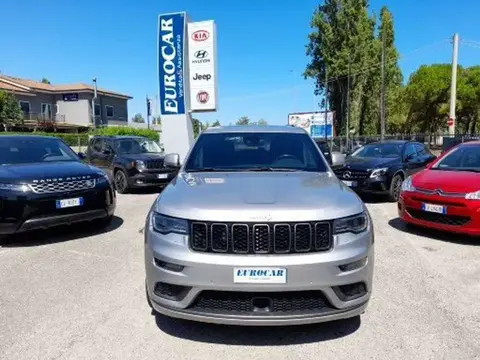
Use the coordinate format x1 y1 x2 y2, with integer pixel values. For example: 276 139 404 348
192 73 212 81
158 13 186 115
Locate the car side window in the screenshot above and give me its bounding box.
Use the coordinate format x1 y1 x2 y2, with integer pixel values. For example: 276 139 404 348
92 139 103 153
414 143 426 156
404 144 417 160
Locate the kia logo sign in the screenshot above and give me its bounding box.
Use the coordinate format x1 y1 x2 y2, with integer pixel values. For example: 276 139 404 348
194 50 208 59
192 30 209 41
197 91 209 104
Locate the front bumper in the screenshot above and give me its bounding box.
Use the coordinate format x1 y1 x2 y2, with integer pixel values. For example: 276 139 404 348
399 191 480 236
144 217 374 326
129 171 176 188
0 185 116 235
338 175 390 195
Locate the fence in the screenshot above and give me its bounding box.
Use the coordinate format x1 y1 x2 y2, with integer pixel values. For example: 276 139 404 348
323 133 480 154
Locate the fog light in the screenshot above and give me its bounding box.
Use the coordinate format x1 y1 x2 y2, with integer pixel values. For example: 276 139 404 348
154 282 190 301
154 258 184 272
339 257 367 272
333 282 367 301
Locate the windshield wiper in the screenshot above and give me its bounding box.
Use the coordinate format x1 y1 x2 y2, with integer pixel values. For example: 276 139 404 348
187 168 233 173
239 167 305 172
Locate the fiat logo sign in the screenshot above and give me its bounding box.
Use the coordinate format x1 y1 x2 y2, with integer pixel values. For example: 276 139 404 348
196 91 209 104
192 30 209 42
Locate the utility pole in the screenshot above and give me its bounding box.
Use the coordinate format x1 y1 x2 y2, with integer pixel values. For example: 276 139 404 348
380 29 386 140
324 65 329 142
346 58 351 152
146 95 151 130
448 33 460 136
91 78 97 126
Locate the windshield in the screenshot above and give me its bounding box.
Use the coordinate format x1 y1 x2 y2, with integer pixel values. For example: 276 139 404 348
432 145 480 171
184 132 328 172
0 137 80 165
351 143 402 158
115 138 162 154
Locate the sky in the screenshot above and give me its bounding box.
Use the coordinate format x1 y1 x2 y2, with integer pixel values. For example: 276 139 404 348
2 0 480 126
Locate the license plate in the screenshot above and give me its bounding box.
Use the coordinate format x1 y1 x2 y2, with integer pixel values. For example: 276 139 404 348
342 180 357 187
157 174 168 179
233 268 287 284
422 203 446 214
56 197 83 209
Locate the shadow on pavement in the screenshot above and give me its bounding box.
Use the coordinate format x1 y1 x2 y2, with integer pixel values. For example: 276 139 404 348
388 217 480 246
154 314 361 345
120 186 166 196
359 193 391 204
1 215 124 248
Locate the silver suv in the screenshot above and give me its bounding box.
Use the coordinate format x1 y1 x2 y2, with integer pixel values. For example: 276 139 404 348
144 126 374 326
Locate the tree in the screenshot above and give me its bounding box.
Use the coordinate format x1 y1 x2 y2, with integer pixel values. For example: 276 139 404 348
0 90 22 126
41 78 51 84
131 113 145 123
192 118 208 138
256 118 268 126
236 116 251 126
151 116 161 125
212 120 221 127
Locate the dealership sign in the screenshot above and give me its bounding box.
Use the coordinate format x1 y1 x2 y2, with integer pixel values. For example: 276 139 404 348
288 112 335 139
187 20 218 112
158 12 187 115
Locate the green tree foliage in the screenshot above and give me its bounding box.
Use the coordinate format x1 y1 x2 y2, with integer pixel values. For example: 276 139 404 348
0 90 22 125
41 78 51 84
257 118 268 126
212 120 221 127
152 116 161 125
236 116 251 125
131 113 145 123
305 1 402 136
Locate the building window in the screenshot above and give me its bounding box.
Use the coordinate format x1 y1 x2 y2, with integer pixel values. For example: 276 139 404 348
19 101 30 114
105 105 114 118
41 103 52 120
94 104 101 117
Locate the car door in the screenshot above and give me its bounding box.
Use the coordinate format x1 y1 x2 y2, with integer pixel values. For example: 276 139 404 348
403 143 423 176
96 139 115 174
87 138 104 168
414 142 437 167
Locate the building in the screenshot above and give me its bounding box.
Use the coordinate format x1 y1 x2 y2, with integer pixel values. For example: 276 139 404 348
0 75 133 129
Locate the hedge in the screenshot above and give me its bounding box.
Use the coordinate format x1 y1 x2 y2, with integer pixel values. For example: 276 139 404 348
0 127 160 147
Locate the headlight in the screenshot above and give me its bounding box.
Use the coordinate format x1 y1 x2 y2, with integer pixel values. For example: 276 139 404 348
96 174 110 185
333 212 368 234
401 176 415 192
0 183 30 192
465 190 480 200
370 167 388 178
134 160 146 170
152 213 189 235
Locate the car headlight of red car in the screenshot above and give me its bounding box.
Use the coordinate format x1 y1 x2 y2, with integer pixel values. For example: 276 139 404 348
401 176 415 192
465 191 480 200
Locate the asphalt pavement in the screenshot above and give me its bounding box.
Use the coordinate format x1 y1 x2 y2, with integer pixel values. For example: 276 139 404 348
1 192 479 360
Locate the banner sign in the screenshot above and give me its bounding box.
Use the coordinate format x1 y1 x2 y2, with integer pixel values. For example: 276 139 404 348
187 20 218 112
288 111 335 139
63 93 78 101
158 12 187 115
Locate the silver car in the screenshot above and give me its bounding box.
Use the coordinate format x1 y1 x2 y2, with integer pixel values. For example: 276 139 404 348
144 125 374 326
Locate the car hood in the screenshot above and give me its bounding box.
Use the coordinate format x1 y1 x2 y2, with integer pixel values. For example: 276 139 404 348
340 156 399 170
413 169 480 193
119 153 165 162
0 161 102 183
154 171 365 222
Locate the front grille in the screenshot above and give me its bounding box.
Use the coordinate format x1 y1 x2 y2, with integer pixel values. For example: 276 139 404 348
407 208 470 226
191 290 334 314
29 179 96 194
190 221 332 254
334 169 370 180
145 159 164 169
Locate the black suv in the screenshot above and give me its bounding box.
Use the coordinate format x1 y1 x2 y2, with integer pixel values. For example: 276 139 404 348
333 140 437 201
84 136 180 194
0 135 116 239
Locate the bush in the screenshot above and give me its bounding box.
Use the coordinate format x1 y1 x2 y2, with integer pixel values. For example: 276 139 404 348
0 126 160 147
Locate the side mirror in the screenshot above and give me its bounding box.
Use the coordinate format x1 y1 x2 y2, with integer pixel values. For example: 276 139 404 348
164 153 180 168
331 152 346 167
102 149 112 155
77 152 86 160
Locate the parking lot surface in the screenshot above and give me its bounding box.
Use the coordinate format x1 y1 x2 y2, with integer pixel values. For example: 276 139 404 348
1 192 480 360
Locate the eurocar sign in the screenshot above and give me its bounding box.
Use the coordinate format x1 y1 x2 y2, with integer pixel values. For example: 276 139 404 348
158 12 186 115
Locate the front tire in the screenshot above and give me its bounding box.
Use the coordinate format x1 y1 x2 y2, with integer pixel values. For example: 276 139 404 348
388 174 403 202
114 170 129 194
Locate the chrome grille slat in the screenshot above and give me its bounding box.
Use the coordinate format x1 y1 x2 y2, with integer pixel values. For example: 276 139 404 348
415 187 466 197
28 179 96 194
190 221 332 255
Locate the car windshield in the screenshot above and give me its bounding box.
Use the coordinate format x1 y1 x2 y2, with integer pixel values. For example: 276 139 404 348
351 143 402 158
115 138 162 154
184 132 328 172
432 145 480 171
0 137 79 165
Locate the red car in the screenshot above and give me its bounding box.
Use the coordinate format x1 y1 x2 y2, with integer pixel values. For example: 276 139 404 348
398 141 480 236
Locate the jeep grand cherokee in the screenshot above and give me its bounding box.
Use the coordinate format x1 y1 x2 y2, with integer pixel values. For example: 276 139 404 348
0 136 116 239
144 126 374 326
